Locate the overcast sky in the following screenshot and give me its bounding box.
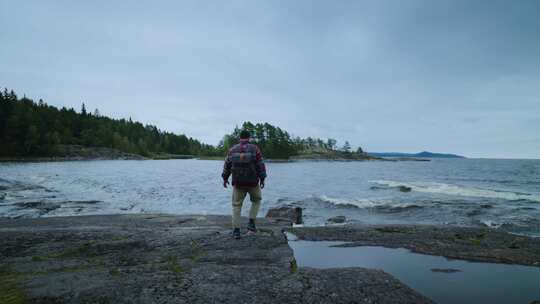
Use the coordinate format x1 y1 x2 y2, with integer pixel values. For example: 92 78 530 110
1 0 539 158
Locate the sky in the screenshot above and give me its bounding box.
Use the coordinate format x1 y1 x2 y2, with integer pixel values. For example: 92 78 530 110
1 0 539 158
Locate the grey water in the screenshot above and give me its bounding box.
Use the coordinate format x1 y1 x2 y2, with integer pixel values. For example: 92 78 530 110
1 158 540 236
288 239 540 304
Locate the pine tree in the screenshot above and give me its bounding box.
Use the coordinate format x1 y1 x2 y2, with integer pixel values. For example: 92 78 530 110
81 103 87 115
327 138 337 150
24 125 40 155
342 141 351 153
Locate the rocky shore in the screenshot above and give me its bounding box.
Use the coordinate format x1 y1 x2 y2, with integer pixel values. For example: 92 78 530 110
1 214 433 303
0 145 145 162
1 214 539 303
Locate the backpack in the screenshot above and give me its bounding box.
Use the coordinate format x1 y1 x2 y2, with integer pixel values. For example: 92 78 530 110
230 143 258 184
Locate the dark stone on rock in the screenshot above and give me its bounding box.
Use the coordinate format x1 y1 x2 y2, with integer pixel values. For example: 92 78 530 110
508 240 522 249
399 186 412 192
266 206 303 224
327 215 346 224
430 268 462 273
0 214 433 303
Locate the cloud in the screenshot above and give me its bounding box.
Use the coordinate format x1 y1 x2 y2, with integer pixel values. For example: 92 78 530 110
1 0 539 158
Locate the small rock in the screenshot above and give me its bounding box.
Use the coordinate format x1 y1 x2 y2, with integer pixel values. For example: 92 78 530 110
508 241 521 249
266 206 303 224
327 216 346 224
430 268 462 273
398 186 412 192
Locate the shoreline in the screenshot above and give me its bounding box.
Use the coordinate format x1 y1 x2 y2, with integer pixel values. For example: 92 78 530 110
1 214 539 303
0 156 429 163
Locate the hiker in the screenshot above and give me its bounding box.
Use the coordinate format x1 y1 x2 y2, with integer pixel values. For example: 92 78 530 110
222 129 267 239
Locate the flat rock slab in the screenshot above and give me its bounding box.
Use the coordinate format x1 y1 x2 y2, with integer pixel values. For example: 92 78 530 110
0 214 433 303
288 224 540 267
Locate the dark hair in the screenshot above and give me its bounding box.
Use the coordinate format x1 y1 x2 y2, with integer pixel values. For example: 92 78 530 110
239 130 251 139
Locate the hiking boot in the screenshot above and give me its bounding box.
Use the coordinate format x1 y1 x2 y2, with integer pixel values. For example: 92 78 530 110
247 219 257 233
233 228 241 239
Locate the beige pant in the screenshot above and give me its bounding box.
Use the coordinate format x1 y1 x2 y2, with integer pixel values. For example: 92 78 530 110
232 185 262 229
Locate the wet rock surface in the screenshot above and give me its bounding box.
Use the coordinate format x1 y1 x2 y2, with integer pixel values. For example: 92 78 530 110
0 214 433 304
0 178 107 219
288 224 540 267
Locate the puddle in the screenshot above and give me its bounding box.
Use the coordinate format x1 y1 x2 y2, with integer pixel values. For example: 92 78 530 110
288 237 540 304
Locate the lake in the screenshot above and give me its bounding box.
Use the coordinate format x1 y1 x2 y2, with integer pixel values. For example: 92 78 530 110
1 158 539 236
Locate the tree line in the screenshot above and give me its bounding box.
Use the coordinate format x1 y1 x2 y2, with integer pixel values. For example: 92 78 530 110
0 89 215 157
0 89 363 159
218 122 363 159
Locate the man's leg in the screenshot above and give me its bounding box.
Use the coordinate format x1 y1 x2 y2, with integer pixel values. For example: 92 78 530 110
247 185 262 232
232 186 247 229
248 185 262 219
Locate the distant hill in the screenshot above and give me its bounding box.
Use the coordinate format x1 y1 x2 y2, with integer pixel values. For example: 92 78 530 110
367 151 465 158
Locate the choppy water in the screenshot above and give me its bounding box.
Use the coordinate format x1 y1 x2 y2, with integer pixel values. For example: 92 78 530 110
1 158 539 236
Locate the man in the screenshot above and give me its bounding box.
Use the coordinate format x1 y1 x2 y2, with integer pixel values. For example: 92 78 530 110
222 130 267 239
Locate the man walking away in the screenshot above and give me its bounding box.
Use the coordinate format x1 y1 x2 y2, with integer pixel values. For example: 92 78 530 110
222 130 267 239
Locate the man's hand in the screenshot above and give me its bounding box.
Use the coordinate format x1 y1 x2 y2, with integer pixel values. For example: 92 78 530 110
223 179 230 188
260 179 265 189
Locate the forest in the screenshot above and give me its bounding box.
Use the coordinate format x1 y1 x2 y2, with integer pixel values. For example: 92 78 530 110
0 89 363 159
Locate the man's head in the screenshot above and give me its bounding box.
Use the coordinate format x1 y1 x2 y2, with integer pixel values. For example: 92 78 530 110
239 130 251 140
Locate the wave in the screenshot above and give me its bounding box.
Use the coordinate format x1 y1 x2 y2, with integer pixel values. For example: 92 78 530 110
318 196 376 209
369 180 540 203
317 195 424 212
479 220 505 229
479 217 540 230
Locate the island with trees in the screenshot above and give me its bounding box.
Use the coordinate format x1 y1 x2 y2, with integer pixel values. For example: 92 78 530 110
0 89 375 161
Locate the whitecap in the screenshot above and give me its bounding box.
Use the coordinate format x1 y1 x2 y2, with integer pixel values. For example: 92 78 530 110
369 180 540 203
480 220 503 228
317 195 425 212
319 195 376 208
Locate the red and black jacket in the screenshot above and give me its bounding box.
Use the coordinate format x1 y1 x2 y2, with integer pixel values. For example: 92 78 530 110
222 140 267 187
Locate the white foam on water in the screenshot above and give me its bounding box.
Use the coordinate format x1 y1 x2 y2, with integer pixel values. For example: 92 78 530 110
479 220 504 228
319 195 376 208
370 180 540 203
318 195 422 210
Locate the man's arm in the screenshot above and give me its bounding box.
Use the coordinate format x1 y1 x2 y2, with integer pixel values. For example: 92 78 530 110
254 146 267 187
222 151 232 188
